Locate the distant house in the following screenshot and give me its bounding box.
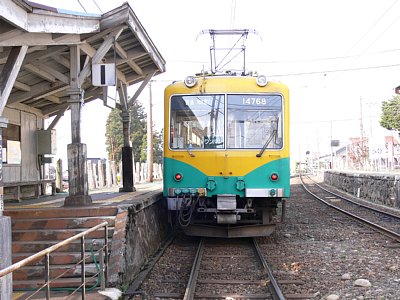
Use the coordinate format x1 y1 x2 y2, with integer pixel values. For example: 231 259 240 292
329 135 400 171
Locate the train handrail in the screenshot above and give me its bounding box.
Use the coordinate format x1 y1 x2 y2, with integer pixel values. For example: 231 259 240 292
0 221 109 299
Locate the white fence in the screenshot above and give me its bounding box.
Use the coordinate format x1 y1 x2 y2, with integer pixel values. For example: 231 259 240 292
55 159 163 192
88 160 163 190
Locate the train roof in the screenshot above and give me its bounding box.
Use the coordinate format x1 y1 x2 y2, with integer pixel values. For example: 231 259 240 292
170 72 286 86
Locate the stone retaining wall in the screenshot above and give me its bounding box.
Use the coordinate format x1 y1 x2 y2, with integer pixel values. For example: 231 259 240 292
108 192 170 287
324 170 400 209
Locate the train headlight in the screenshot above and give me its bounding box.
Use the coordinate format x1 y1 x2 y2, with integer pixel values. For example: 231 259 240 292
174 173 183 181
270 173 279 181
256 75 268 87
184 76 197 88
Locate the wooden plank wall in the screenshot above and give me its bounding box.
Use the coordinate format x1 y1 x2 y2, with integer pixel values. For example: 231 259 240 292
21 111 39 181
2 107 42 183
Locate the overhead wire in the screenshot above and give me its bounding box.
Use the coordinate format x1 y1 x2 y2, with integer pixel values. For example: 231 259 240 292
331 0 399 70
361 14 400 55
91 0 103 13
76 0 87 12
268 62 400 77
167 47 400 66
249 48 400 65
162 58 400 78
341 0 398 58
76 0 103 13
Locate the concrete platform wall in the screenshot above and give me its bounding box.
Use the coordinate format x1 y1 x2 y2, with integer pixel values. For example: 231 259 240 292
324 170 400 209
108 192 170 287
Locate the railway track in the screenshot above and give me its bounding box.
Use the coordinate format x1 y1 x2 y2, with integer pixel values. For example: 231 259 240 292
300 174 400 243
125 235 285 299
183 237 285 299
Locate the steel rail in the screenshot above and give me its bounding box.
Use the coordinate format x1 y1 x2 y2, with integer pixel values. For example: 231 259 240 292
183 238 204 300
252 238 286 300
306 175 400 220
300 175 400 243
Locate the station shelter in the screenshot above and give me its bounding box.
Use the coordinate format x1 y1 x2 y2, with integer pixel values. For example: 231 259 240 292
0 2 166 295
0 0 166 207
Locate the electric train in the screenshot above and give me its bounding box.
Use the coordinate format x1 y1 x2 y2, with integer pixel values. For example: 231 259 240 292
163 73 290 238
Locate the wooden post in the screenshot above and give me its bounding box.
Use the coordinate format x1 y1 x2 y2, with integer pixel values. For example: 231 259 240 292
135 162 140 183
106 160 112 187
98 160 105 188
64 45 92 206
93 162 98 189
0 216 12 299
110 161 117 186
87 160 95 190
56 159 63 192
0 123 12 299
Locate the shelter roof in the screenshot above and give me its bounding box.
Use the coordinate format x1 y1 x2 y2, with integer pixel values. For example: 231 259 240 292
0 0 165 117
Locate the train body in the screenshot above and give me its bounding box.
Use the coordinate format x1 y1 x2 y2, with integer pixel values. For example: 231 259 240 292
163 74 290 237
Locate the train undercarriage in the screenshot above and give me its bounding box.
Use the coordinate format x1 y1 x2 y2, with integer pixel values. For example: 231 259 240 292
168 194 285 238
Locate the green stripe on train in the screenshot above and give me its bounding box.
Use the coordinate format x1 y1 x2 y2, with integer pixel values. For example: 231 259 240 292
163 157 290 197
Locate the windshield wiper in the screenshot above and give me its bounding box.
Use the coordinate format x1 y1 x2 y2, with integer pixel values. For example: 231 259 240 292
256 129 277 157
256 118 279 157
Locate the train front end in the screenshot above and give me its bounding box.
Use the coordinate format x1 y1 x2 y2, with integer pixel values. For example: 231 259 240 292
163 74 290 238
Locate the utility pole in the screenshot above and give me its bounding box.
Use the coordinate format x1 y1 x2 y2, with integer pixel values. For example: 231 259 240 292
360 97 365 169
330 120 333 169
147 81 154 182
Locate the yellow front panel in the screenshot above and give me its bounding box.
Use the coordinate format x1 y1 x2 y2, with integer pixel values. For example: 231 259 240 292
164 75 290 176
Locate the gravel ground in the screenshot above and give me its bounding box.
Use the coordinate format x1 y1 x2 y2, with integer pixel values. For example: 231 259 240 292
133 176 399 299
258 177 400 300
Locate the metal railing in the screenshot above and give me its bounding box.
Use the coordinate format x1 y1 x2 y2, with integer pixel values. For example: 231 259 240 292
0 221 109 299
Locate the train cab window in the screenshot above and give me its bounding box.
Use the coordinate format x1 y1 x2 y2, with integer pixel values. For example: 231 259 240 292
227 94 283 149
170 95 225 150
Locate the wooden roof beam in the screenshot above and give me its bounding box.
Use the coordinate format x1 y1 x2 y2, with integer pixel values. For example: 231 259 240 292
29 61 69 84
0 45 28 114
83 25 127 44
125 65 161 84
46 103 69 130
7 81 67 104
0 31 82 47
14 80 31 92
0 45 47 65
43 95 61 103
50 54 70 69
7 102 44 118
0 29 24 43
22 45 68 65
114 41 143 75
24 63 57 82
127 71 154 106
116 48 148 63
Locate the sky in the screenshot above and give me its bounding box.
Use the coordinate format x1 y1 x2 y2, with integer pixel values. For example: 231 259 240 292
39 0 400 164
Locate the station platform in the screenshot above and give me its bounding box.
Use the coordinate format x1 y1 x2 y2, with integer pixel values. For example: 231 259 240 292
4 181 163 210
3 181 164 300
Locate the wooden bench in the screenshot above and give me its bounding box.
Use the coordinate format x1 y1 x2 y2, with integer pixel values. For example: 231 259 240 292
3 179 56 202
